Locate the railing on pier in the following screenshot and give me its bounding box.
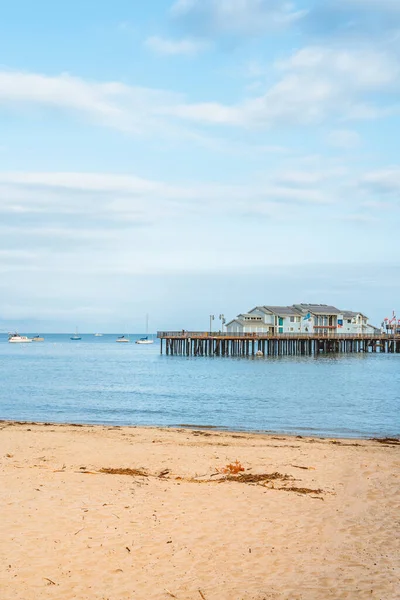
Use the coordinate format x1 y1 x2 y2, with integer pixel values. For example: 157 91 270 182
157 331 396 340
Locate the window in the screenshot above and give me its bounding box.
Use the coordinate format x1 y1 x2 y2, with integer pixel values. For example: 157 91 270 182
347 319 351 324
290 316 295 322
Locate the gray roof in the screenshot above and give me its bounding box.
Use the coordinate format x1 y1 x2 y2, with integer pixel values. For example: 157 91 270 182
341 310 368 319
293 304 341 315
263 305 302 316
248 306 274 315
225 318 270 328
225 318 241 327
245 303 370 319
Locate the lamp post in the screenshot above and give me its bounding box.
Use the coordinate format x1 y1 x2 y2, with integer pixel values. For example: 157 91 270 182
219 314 225 333
209 314 215 334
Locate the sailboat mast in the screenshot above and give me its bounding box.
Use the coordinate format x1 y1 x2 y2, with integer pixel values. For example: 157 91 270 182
146 313 149 335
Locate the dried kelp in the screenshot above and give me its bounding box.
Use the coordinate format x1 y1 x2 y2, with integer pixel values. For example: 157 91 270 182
99 468 148 477
371 437 400 445
281 486 324 495
225 471 292 484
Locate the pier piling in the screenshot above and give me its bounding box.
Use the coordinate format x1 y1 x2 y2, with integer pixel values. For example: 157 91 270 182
157 332 400 357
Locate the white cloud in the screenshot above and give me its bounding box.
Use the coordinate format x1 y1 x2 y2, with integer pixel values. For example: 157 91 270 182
337 214 378 224
145 35 208 56
0 167 395 328
0 171 172 194
170 0 307 34
0 303 114 320
327 129 361 149
0 170 331 228
345 0 400 12
163 45 399 127
275 167 347 186
0 71 120 117
0 70 182 136
278 46 399 89
0 44 397 140
361 168 400 194
0 169 335 288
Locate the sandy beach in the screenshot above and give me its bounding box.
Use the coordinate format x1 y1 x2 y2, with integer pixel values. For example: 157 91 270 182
0 422 399 600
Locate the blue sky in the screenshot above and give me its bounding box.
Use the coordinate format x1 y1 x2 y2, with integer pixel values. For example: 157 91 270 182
0 0 400 332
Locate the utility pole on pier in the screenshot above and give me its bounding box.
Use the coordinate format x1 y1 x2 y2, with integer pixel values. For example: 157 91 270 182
209 314 215 334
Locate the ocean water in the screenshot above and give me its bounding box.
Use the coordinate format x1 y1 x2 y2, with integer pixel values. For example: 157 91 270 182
0 333 399 438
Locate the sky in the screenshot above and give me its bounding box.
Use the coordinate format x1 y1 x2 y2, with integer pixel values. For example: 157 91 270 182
0 0 400 333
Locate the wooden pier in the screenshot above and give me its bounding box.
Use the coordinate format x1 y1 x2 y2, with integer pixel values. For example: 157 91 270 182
157 332 400 357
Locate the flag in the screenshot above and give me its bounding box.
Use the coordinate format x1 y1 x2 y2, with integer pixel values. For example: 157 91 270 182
303 312 311 320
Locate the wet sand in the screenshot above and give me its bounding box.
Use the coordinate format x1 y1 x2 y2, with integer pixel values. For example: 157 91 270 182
0 421 399 600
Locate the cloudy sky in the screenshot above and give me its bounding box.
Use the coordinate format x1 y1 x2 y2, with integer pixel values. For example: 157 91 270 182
1 0 399 332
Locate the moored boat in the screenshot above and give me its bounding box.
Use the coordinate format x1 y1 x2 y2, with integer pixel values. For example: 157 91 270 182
32 335 44 342
71 327 81 341
135 336 154 345
8 334 32 343
116 335 130 343
135 314 154 344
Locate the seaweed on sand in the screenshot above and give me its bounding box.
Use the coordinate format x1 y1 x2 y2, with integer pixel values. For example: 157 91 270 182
99 468 148 477
225 471 292 484
281 486 324 495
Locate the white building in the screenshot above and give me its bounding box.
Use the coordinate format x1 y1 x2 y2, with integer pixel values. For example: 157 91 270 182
225 304 380 335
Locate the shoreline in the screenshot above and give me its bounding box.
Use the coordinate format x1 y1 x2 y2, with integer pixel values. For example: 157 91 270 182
1 418 398 441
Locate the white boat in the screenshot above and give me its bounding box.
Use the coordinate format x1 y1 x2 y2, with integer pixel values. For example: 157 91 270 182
94 333 103 337
116 335 130 343
135 336 154 345
8 334 32 343
70 327 81 341
135 315 154 344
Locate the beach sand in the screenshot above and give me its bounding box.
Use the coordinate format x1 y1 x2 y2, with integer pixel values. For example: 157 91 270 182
0 422 399 600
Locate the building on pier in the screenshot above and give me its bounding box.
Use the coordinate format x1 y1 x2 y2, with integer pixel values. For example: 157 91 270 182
225 304 379 336
223 314 272 334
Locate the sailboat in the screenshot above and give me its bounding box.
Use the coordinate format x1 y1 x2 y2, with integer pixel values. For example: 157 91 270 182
116 335 130 343
70 327 81 341
135 314 154 345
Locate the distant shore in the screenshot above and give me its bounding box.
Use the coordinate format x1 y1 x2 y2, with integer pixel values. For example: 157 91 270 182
1 421 399 600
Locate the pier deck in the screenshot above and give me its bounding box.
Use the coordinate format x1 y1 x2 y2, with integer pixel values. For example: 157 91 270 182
157 332 400 357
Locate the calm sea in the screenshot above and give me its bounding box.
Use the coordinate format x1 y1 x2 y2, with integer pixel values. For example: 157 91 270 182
0 334 399 438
